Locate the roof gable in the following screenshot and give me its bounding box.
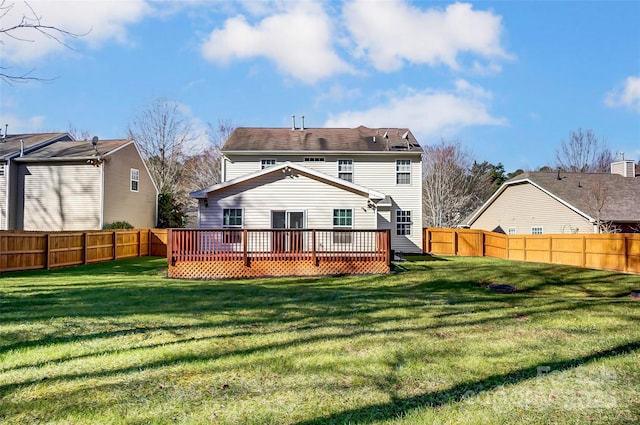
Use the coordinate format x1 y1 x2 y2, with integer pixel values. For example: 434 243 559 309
467 171 640 225
190 161 385 201
0 133 73 160
222 126 422 154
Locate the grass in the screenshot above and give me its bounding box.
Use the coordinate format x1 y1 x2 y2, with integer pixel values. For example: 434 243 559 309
0 256 639 424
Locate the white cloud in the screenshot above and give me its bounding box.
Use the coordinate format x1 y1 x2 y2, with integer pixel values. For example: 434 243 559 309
605 75 640 113
1 0 152 63
200 2 352 84
323 80 506 140
0 114 46 134
343 0 510 72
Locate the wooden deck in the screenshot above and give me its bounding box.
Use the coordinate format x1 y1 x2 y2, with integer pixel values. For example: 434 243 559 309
167 229 391 279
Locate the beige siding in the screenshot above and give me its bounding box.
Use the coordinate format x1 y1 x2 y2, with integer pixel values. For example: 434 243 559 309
19 163 102 231
103 143 157 228
470 183 594 234
201 171 377 230
223 153 423 252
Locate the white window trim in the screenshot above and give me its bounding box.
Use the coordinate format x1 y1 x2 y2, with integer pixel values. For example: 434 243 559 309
531 226 543 235
130 168 139 192
332 208 353 244
396 159 411 185
0 163 5 177
508 227 516 235
396 209 412 236
222 208 244 229
337 159 353 182
261 158 277 169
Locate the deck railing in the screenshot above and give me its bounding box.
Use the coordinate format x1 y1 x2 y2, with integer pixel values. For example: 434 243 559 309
168 228 391 279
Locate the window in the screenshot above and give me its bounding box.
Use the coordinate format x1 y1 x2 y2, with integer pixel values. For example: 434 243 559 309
261 158 276 169
130 168 139 192
396 210 412 235
337 159 353 182
333 209 353 243
223 208 243 243
304 157 325 162
0 164 5 177
396 159 411 184
508 227 516 235
531 226 543 235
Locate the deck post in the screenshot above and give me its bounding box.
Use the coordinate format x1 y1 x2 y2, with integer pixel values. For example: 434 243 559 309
386 229 392 267
312 229 317 266
243 229 249 267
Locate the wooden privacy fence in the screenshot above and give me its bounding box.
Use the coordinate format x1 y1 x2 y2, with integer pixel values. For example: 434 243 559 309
168 228 392 279
0 229 167 273
424 228 640 274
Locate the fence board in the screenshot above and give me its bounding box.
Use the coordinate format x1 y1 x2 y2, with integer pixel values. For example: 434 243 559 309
424 228 639 274
0 229 167 273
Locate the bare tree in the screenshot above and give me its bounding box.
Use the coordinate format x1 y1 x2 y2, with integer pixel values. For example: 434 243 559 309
0 0 84 84
422 140 490 228
583 176 620 234
128 97 195 196
180 120 234 226
67 123 91 141
554 129 614 173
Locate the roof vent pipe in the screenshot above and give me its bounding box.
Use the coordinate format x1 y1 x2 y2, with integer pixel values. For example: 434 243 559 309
301 115 305 131
20 139 24 157
3 124 7 139
291 115 296 131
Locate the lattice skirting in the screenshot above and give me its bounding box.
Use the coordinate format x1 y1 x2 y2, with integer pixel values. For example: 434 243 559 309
168 258 390 279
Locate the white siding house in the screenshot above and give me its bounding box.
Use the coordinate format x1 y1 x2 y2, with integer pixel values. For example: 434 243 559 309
191 125 424 253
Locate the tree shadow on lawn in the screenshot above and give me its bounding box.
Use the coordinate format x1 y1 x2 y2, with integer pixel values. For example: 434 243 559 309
293 339 640 425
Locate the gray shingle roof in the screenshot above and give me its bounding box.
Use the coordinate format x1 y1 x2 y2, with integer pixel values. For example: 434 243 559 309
0 133 72 159
222 126 422 153
20 139 131 159
509 171 640 222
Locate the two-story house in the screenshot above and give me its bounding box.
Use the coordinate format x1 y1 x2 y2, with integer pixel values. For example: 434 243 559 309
190 125 424 253
1 133 157 231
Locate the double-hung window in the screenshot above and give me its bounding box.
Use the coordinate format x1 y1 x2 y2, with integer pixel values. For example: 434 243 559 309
130 169 139 192
223 208 243 243
396 210 411 236
396 159 411 185
337 159 353 182
333 208 353 244
531 226 543 235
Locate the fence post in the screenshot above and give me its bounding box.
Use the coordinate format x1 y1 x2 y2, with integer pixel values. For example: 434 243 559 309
453 230 458 256
166 229 173 266
582 235 586 268
148 229 152 257
113 231 118 260
45 233 50 270
624 234 629 273
83 232 88 265
548 235 552 263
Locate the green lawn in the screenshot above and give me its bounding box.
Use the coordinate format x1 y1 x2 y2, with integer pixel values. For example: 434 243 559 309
0 256 638 424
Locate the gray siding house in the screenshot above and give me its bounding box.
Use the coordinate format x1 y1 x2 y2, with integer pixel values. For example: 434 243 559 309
466 160 640 234
191 125 424 253
3 134 157 231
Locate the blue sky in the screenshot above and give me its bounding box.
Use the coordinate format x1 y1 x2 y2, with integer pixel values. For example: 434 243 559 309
1 0 639 173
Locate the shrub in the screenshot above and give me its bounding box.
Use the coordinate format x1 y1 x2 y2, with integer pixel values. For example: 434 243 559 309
103 221 134 230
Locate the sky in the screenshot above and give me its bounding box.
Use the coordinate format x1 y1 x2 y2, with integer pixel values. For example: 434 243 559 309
1 0 639 173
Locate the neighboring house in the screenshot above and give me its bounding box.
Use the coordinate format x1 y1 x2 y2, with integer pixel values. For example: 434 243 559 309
465 160 640 234
0 132 74 230
5 135 157 231
190 124 424 253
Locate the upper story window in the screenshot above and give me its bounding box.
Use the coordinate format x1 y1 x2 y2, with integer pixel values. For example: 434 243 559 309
0 164 5 177
304 157 325 162
396 159 411 185
508 227 516 235
130 168 139 192
337 159 353 182
261 158 276 169
531 226 543 235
